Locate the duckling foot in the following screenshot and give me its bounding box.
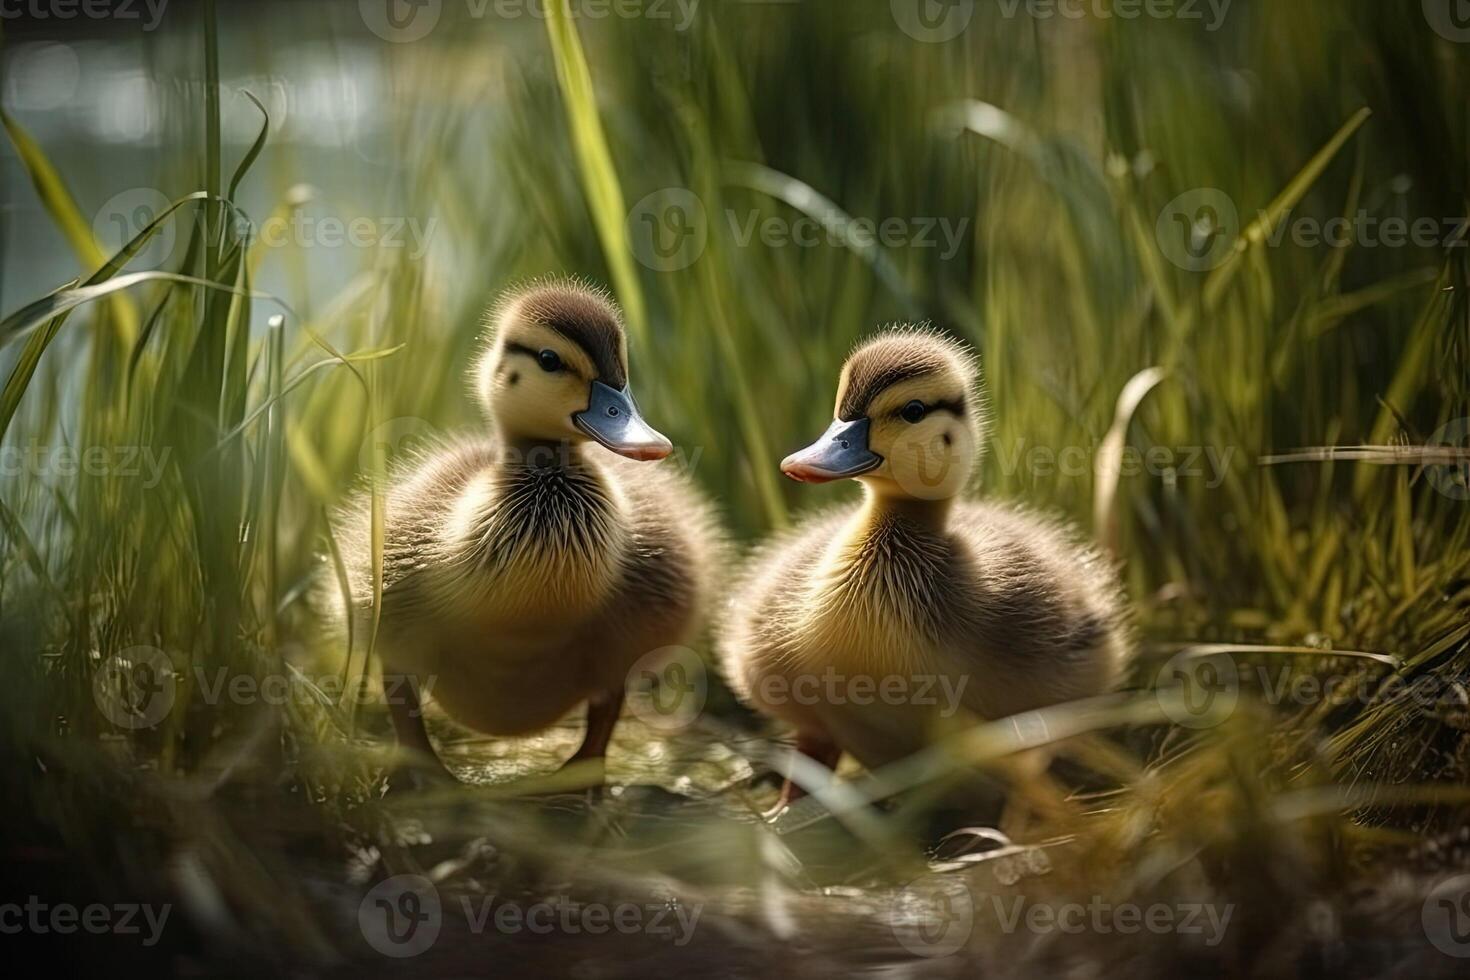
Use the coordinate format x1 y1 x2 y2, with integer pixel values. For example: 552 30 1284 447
562 689 624 771
760 793 795 822
384 674 457 793
544 690 625 802
761 731 842 821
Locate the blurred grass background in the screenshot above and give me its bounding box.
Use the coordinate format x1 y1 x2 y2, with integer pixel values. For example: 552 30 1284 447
1 0 1469 974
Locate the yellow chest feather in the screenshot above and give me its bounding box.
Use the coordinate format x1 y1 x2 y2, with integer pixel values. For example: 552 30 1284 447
794 510 952 673
435 465 628 628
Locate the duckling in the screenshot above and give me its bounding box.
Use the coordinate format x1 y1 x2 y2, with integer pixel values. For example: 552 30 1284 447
719 327 1130 814
328 279 721 782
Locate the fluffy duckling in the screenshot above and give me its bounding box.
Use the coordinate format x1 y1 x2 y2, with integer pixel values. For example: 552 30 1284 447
329 279 721 781
720 327 1130 813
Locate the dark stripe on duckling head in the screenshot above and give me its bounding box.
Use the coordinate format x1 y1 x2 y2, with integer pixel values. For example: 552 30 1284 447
930 398 967 417
837 333 959 421
516 284 628 389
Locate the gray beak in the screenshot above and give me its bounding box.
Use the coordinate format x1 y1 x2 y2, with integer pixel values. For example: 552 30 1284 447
780 418 883 483
573 381 673 461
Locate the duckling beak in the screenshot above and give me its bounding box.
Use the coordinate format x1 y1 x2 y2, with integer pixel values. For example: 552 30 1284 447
573 381 674 461
781 418 882 483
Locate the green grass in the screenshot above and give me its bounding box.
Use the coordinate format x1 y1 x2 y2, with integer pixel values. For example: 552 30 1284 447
2 0 1468 973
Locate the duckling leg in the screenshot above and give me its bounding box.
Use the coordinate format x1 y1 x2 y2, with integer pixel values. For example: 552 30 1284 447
563 688 625 772
765 730 842 818
995 748 1069 839
386 674 454 782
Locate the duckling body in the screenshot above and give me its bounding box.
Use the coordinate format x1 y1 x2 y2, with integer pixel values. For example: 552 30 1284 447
724 498 1126 770
343 440 714 735
719 328 1129 803
328 280 720 776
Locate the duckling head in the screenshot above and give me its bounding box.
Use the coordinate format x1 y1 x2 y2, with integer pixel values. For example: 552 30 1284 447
474 280 672 460
782 327 985 500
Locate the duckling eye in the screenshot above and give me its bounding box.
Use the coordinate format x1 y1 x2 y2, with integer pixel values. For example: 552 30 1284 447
537 349 562 373
900 400 927 424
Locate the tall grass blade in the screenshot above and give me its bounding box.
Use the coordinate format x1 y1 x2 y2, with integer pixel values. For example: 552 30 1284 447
1201 107 1372 310
1094 366 1167 555
2 110 139 341
0 272 283 348
542 0 648 344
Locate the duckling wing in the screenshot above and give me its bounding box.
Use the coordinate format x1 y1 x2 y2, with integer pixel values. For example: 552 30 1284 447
942 500 1132 713
575 453 726 691
320 438 500 654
